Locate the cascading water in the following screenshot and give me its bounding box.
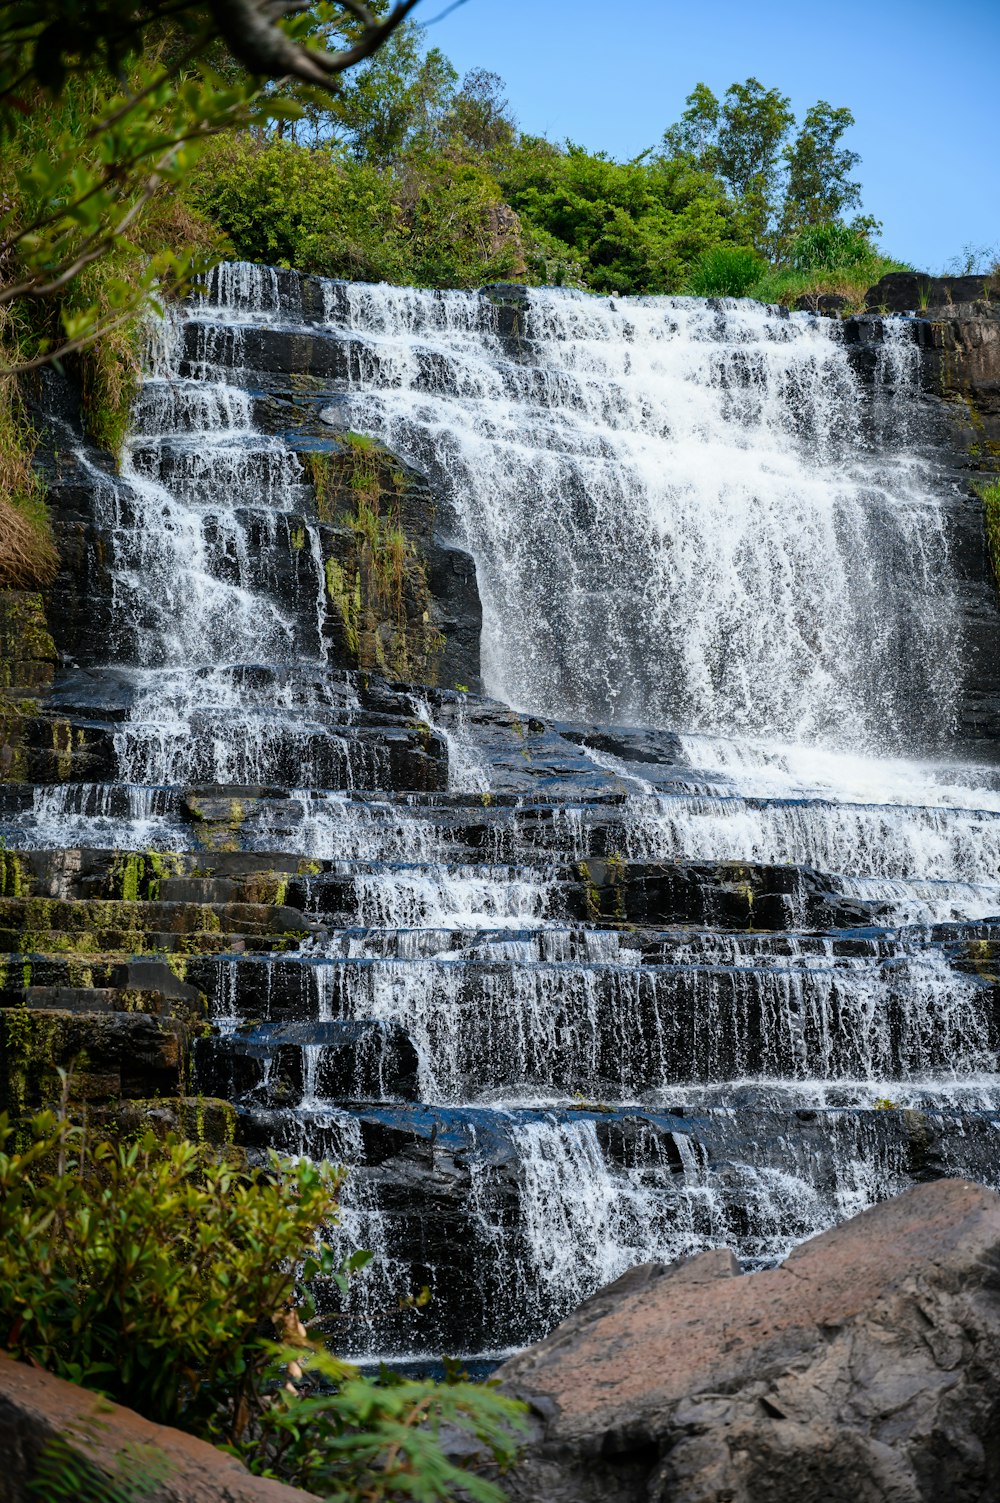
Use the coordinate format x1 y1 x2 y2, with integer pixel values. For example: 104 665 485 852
328 284 959 749
7 262 1000 1363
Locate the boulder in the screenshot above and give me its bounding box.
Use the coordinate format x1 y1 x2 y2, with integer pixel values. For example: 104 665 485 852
0 1352 319 1502
492 1179 1000 1503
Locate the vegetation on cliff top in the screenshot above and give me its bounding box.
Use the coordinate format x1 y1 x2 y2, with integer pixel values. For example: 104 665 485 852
185 51 907 301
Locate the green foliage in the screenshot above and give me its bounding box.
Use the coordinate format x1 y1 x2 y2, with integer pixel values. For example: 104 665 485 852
976 479 1000 594
664 78 867 260
187 135 406 282
782 101 862 237
664 78 794 252
499 140 740 295
789 222 875 273
0 324 57 587
0 1109 342 1429
240 1348 525 1502
749 243 911 313
0 56 281 374
0 2 423 372
0 1109 525 1500
686 245 766 298
188 133 521 288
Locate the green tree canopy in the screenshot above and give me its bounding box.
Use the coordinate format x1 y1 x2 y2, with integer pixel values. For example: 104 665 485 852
663 78 865 257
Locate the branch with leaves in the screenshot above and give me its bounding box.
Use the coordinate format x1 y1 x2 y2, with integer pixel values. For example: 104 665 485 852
0 1 424 373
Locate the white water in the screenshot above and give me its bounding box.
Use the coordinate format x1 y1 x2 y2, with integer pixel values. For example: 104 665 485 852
326 285 959 751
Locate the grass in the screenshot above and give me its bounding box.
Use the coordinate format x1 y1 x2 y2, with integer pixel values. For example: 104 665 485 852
685 245 767 299
748 251 912 313
975 479 1000 593
0 307 58 590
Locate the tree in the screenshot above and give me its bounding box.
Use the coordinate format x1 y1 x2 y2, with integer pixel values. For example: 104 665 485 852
445 68 517 157
662 79 867 259
714 79 794 250
0 1 422 372
330 31 458 165
781 100 862 238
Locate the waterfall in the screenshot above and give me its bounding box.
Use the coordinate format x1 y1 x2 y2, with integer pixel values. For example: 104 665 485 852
8 262 1000 1363
328 285 959 752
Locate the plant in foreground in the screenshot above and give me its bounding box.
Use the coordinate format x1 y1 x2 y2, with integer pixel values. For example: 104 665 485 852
0 1108 525 1500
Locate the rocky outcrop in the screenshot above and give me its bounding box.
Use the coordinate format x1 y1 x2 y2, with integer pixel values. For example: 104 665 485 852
866 271 1000 321
0 1352 318 1503
491 1178 1000 1503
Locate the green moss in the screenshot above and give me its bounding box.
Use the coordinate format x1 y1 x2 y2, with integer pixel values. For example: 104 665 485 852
577 860 601 922
325 557 360 657
976 480 1000 597
307 440 444 682
0 849 26 898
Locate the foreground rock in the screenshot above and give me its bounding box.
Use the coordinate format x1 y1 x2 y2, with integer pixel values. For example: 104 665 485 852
492 1179 1000 1503
0 1354 318 1503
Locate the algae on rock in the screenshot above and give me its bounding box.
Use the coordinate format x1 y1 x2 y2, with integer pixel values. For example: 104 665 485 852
304 435 445 683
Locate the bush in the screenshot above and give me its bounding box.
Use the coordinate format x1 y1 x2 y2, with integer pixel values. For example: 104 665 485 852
0 1109 340 1429
686 244 766 298
186 136 523 289
788 222 874 273
0 1110 525 1500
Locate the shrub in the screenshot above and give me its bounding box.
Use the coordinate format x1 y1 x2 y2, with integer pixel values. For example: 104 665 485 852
0 1109 340 1429
686 244 767 298
788 222 874 273
0 1110 525 1500
0 307 58 589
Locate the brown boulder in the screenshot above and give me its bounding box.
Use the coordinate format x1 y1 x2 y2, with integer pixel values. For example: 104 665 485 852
493 1179 1000 1503
0 1353 319 1503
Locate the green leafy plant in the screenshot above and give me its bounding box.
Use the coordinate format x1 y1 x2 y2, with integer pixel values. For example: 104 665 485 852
0 1107 341 1430
0 1107 525 1500
788 221 874 273
686 244 766 298
975 479 1000 593
27 1434 171 1503
240 1347 524 1502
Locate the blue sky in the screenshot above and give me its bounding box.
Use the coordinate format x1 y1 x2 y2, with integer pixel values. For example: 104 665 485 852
420 0 999 272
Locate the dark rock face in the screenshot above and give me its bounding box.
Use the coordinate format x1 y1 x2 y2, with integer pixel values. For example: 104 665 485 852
491 1179 1000 1503
866 271 1000 319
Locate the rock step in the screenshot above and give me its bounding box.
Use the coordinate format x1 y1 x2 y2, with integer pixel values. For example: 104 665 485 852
2 714 448 791
186 954 999 1097
0 931 311 957
1 846 894 931
0 895 314 933
0 1007 190 1108
10 776 1000 866
227 1098 1000 1354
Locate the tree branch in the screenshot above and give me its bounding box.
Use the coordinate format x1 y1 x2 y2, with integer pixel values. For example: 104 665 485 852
210 0 421 89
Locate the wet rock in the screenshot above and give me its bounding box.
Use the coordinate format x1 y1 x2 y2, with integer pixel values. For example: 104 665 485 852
794 292 849 317
491 1179 1000 1503
0 1008 189 1111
